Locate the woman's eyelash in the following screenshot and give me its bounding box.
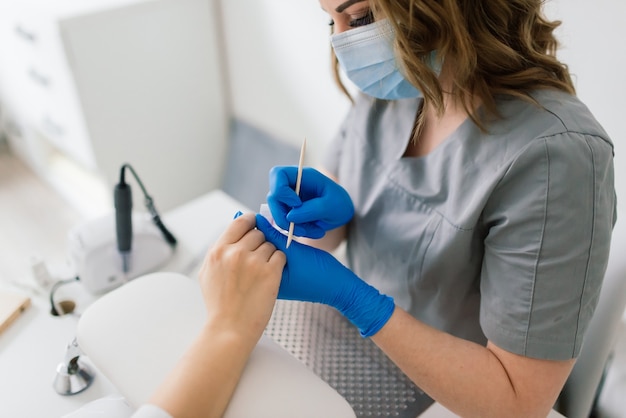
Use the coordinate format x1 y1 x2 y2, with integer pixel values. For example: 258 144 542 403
327 9 373 29
349 10 374 27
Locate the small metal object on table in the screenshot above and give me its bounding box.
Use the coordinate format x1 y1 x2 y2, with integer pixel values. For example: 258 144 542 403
265 300 434 418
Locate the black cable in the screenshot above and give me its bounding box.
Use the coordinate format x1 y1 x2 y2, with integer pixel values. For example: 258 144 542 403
118 163 177 247
49 277 80 316
120 164 150 199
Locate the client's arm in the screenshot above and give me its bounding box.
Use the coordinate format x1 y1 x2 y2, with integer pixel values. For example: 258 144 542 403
145 213 285 418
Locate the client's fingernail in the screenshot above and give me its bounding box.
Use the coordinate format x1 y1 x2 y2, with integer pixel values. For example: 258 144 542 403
233 210 244 219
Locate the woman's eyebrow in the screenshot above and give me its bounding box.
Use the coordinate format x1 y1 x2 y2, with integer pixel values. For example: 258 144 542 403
336 0 367 13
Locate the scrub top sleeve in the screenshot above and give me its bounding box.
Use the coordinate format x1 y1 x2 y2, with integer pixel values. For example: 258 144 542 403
479 132 615 360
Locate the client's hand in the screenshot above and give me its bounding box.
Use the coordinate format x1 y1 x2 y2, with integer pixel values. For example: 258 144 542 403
148 213 286 417
198 212 286 346
267 166 354 239
256 214 394 337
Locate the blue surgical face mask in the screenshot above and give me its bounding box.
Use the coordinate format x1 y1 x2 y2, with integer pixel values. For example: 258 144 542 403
331 19 438 100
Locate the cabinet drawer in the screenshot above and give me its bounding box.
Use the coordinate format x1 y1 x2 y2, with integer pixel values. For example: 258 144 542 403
6 12 96 170
36 108 96 170
12 21 39 46
2 111 40 167
8 13 50 69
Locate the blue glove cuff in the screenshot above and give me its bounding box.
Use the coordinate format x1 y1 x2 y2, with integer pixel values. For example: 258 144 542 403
337 285 395 338
357 295 395 337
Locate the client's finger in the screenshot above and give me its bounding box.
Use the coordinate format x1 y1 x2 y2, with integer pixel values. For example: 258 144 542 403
254 241 279 262
214 212 256 246
237 228 267 251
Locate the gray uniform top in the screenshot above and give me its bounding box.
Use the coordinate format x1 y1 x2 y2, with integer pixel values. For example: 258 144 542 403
324 89 616 360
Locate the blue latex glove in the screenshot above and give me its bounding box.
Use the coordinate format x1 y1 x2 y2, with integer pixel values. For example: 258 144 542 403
255 213 395 337
267 166 354 239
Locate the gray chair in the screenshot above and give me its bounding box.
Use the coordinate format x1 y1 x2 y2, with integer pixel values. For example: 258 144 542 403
557 215 626 417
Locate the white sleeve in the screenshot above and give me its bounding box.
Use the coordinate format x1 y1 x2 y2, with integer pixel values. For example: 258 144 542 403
131 404 173 418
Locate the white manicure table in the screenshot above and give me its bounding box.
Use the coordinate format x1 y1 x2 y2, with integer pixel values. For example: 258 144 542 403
0 189 564 417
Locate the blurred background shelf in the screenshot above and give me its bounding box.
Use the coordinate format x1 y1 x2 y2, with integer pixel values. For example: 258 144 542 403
0 0 228 217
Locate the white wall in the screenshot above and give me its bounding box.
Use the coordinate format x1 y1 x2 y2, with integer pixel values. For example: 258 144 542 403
218 1 351 166
219 0 625 211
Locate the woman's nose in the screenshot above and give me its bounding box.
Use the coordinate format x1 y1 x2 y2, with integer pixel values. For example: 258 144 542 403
331 21 352 35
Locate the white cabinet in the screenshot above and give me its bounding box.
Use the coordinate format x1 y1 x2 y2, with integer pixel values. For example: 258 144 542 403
0 0 228 215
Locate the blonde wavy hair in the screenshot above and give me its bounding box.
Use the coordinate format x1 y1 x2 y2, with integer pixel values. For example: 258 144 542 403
332 0 575 133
